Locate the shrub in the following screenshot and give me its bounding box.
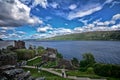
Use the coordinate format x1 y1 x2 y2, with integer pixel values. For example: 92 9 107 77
93 63 120 78
15 49 35 60
86 67 94 74
56 53 63 59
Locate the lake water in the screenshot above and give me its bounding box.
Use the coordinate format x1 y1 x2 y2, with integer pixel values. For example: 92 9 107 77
0 41 120 64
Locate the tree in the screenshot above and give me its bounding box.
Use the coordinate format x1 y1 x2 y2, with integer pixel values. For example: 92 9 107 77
71 57 79 67
80 53 96 68
56 53 63 59
37 46 45 55
7 45 14 51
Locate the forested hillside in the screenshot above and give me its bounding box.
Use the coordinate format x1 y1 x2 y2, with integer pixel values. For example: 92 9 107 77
45 31 120 40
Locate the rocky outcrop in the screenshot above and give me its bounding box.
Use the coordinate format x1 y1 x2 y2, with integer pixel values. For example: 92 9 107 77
57 59 73 70
0 65 35 80
41 47 57 61
0 54 17 66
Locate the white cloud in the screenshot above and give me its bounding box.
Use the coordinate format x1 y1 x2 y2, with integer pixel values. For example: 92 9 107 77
33 0 48 8
111 24 120 30
1 30 6 33
0 33 21 40
112 14 120 20
92 27 111 31
87 24 95 28
0 28 26 39
32 27 73 39
69 4 77 10
45 16 52 20
110 1 120 8
65 23 68 26
31 33 56 39
16 31 26 35
37 25 53 33
35 8 40 11
104 0 113 4
0 27 15 30
67 0 116 20
68 6 102 20
74 26 114 33
74 27 84 33
92 18 115 27
96 22 105 26
78 19 88 25
54 28 72 34
0 0 42 27
48 28 73 37
50 2 58 8
73 13 120 33
0 34 8 39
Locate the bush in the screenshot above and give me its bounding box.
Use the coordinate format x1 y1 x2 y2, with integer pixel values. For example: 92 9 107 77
15 49 35 60
37 46 45 56
71 57 79 67
93 63 120 78
79 67 87 72
86 67 94 74
80 53 96 69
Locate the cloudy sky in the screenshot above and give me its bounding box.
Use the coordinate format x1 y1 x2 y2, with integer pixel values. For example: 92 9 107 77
0 0 120 40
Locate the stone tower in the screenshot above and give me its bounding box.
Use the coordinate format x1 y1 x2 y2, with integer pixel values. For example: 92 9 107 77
14 40 25 49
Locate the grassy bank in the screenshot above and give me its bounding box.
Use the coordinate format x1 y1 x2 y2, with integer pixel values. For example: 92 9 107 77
66 70 103 79
23 67 70 80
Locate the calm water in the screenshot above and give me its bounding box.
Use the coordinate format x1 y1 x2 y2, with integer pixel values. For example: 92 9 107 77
0 41 120 64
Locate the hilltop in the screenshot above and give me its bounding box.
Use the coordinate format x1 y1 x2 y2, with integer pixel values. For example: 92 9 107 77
45 30 120 41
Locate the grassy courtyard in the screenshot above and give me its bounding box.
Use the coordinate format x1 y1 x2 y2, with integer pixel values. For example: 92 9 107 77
27 57 42 66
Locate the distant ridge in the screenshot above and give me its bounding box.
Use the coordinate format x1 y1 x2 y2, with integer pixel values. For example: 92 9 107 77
44 30 120 41
0 38 3 41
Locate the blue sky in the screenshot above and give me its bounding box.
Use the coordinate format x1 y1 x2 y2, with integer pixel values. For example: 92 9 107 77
0 0 120 40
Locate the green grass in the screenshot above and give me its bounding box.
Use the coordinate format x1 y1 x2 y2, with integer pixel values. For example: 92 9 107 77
66 70 120 80
54 69 62 73
27 57 42 66
23 67 70 80
107 77 120 80
43 61 57 68
66 70 103 79
27 57 57 68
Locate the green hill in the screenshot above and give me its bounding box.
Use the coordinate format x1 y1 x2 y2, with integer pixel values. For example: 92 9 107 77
45 31 120 41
